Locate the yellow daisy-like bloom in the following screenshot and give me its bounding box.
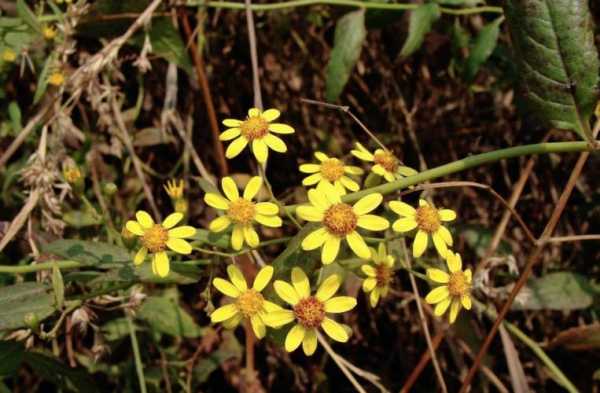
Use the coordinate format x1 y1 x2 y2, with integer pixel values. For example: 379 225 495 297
210 265 281 338
297 182 389 264
361 243 395 307
125 211 196 277
62 166 81 184
48 72 65 86
164 179 184 199
389 199 456 258
2 48 16 62
220 108 294 163
263 267 356 356
425 251 472 324
299 152 364 195
42 25 57 40
351 142 418 183
204 176 282 250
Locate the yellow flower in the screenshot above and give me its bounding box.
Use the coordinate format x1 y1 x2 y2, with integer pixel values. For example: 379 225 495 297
389 199 456 258
204 176 282 250
361 243 395 307
297 182 389 264
2 48 16 62
220 108 294 163
299 152 363 195
48 72 65 86
425 251 472 323
125 211 196 277
62 166 82 184
210 265 281 338
164 179 184 199
263 267 356 356
351 142 417 183
42 25 57 40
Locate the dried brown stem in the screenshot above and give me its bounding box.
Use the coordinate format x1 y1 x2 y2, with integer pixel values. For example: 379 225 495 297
400 330 445 393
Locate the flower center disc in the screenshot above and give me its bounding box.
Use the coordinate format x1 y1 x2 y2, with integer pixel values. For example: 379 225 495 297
448 272 469 297
294 296 325 328
373 151 398 173
323 203 357 236
236 289 264 317
415 205 441 233
375 265 392 287
227 198 256 225
142 224 169 252
240 116 269 140
320 159 345 181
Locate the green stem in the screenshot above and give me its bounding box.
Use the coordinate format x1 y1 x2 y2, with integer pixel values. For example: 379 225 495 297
284 141 594 214
126 311 148 393
0 260 83 274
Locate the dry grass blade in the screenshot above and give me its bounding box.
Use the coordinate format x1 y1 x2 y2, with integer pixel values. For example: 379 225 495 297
499 324 530 393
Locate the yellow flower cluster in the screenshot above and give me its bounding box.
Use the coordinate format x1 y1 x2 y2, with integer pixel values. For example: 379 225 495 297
164 179 188 215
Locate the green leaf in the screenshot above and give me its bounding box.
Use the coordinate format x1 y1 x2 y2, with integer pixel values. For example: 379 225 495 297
192 228 230 249
0 283 55 331
325 10 367 102
512 272 595 311
504 0 599 142
8 101 22 133
16 0 41 33
23 352 99 393
33 56 52 105
550 324 600 351
52 262 65 310
137 296 203 338
102 318 137 341
464 17 503 81
43 239 131 266
0 341 25 376
461 224 512 257
398 3 441 59
63 209 103 228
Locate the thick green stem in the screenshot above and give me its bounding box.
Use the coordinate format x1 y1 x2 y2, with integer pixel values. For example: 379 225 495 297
0 260 83 274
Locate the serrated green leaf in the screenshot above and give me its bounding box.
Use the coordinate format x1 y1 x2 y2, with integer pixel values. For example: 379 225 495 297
0 283 55 331
43 239 131 266
464 17 503 81
504 0 599 142
398 3 440 59
137 296 203 338
325 10 366 102
512 272 595 311
0 341 25 376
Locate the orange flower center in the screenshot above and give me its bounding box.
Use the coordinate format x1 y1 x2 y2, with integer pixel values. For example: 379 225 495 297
323 203 357 236
320 158 345 181
373 151 398 173
142 224 169 253
227 198 256 225
294 296 325 328
415 205 441 233
448 272 469 297
236 289 264 317
375 264 392 287
240 116 269 140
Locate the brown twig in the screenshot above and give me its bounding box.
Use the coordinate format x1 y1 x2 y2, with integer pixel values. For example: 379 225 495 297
316 331 367 393
400 330 445 393
546 234 600 243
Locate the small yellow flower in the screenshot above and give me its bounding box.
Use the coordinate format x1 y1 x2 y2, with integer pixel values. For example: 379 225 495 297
297 182 389 264
125 211 196 277
299 152 363 195
210 265 281 338
48 71 65 86
361 243 395 307
42 25 57 40
425 251 472 323
62 166 81 184
164 179 184 199
204 176 282 250
263 267 356 356
351 142 417 183
2 48 16 62
389 199 456 258
220 108 294 163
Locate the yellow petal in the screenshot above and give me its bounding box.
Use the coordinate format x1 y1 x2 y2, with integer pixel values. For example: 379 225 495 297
461 295 472 310
301 227 328 250
227 265 248 291
274 280 300 305
211 304 239 323
268 123 294 134
134 247 147 265
344 166 364 175
221 177 239 201
220 128 241 141
302 328 318 356
291 267 311 298
320 182 341 205
397 166 418 177
262 310 295 327
204 193 230 210
372 164 386 177
392 217 418 232
322 235 341 264
243 176 262 200
388 201 416 217
253 266 274 292
346 231 370 259
299 164 321 173
307 188 330 210
222 314 242 329
427 268 450 284
383 172 396 183
255 214 282 227
464 268 472 283
448 299 461 324
356 215 390 231
369 288 380 307
250 315 266 339
439 209 457 222
446 251 462 273
285 324 306 352
332 181 347 196
362 277 376 292
222 119 242 127
351 142 373 160
321 318 349 342
162 212 183 229
263 134 287 153
261 108 280 122
314 151 329 161
255 202 279 215
437 225 453 246
302 173 322 186
353 194 383 215
339 176 359 192
425 286 450 304
153 251 170 278
136 211 154 229
243 226 259 248
432 231 448 258
412 230 428 258
126 220 144 236
324 296 357 313
213 278 241 298
418 199 429 207
316 274 341 301
231 225 244 250
168 226 196 238
209 216 232 232
263 300 282 312
166 238 192 254
225 136 248 159
296 206 324 222
433 298 451 317
252 139 269 163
